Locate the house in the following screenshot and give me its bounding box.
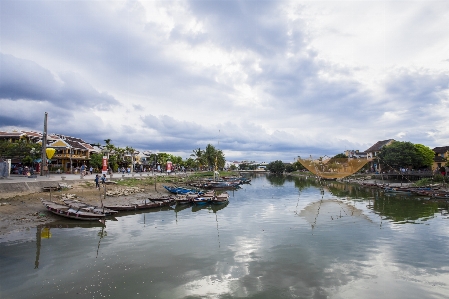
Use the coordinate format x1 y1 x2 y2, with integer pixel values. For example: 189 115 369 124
47 134 97 172
364 139 395 171
432 146 449 171
0 130 97 172
344 150 367 159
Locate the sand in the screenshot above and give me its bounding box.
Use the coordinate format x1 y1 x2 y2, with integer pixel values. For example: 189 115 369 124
0 181 171 238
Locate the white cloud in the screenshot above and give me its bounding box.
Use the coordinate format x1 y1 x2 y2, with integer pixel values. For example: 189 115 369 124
1 0 449 161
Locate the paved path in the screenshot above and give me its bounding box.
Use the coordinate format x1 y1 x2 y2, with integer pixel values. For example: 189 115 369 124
0 172 190 184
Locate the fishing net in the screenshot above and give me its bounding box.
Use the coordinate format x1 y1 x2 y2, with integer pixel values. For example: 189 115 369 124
298 157 368 179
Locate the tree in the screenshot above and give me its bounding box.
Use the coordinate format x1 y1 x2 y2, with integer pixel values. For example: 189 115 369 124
377 141 422 169
89 153 103 170
266 160 285 174
183 157 197 169
204 144 217 169
285 164 295 173
195 144 226 170
333 153 348 159
414 144 434 168
292 161 305 171
190 148 204 169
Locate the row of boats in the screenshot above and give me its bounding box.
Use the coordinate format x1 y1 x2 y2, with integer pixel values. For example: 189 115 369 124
41 189 230 221
361 182 449 199
188 176 251 189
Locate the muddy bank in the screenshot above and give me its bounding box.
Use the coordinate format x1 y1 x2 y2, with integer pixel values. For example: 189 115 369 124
0 181 173 238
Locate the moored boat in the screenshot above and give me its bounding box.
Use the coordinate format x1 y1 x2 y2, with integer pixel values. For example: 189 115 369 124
42 200 106 221
62 199 118 216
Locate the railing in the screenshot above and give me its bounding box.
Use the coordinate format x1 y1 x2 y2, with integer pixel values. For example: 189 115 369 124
53 154 88 159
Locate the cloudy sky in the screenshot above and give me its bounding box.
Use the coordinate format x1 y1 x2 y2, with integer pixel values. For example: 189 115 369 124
1 0 448 162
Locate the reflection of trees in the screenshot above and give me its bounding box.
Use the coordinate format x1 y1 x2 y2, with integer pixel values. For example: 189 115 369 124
266 174 287 186
372 196 439 223
293 178 441 223
293 177 317 190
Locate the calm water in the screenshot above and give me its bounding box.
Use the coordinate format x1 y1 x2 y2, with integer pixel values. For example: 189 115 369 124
1 174 449 299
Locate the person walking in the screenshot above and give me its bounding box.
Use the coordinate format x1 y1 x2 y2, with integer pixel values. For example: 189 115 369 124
101 174 106 186
94 174 100 189
89 166 93 175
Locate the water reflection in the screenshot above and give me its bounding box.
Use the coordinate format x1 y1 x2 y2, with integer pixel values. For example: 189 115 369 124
1 175 449 299
295 177 448 224
34 220 106 269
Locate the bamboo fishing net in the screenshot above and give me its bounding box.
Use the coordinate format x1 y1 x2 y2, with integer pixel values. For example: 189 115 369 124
298 157 368 179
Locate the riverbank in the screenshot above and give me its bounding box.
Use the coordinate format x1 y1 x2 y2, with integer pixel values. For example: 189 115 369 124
0 173 190 238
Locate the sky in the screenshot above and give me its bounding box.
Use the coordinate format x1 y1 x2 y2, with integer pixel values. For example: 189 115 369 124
1 0 448 162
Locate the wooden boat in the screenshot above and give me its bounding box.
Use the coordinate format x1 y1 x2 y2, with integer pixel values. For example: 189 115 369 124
163 185 202 195
210 192 229 204
174 194 193 205
432 192 449 199
104 199 174 211
62 199 118 216
192 197 210 205
383 187 412 194
42 200 106 221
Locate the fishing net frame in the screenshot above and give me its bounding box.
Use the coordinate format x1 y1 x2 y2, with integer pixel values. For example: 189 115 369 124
298 156 368 179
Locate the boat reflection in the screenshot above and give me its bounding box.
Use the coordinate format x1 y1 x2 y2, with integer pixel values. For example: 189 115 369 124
34 220 106 269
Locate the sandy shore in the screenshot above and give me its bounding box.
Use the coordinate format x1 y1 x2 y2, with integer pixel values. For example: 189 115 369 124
0 181 172 238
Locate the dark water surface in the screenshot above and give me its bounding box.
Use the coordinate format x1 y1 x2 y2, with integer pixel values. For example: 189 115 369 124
1 174 449 299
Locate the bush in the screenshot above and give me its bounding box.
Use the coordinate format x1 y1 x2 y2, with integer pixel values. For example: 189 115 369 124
433 174 446 182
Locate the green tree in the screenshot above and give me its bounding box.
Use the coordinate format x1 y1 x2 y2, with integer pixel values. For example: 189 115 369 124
292 161 305 171
190 148 204 169
333 153 348 159
89 153 103 170
285 164 295 173
378 141 420 169
414 144 435 168
204 144 217 169
183 157 197 169
266 160 286 174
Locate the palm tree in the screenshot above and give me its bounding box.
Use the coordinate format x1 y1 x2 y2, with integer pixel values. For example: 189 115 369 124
190 148 204 169
204 144 217 170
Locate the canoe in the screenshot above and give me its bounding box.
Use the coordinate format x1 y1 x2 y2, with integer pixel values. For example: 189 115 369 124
210 192 229 204
192 197 210 205
42 200 106 221
104 199 174 211
62 199 118 216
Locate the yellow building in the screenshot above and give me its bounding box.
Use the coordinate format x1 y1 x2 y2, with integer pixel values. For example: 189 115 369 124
432 146 449 171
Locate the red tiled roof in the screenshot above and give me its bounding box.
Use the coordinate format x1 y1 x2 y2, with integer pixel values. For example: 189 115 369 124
364 139 394 153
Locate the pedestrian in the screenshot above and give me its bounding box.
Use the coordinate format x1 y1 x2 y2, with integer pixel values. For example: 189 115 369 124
101 174 106 185
89 166 93 175
94 174 100 189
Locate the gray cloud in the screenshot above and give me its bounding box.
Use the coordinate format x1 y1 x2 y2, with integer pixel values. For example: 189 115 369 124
1 0 448 161
0 54 120 110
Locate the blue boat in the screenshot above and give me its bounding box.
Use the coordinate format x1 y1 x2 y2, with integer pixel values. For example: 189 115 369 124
164 185 203 195
192 197 210 205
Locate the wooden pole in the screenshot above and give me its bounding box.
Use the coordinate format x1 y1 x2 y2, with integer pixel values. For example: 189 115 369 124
40 112 48 176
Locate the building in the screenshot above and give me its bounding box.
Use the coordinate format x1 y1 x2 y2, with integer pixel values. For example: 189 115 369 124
344 150 367 159
0 130 97 172
364 139 395 172
47 134 97 172
432 146 449 171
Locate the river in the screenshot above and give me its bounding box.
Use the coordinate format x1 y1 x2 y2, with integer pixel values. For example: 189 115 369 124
1 174 448 298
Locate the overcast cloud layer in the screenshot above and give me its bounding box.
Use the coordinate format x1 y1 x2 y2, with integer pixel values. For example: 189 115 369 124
1 0 448 162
